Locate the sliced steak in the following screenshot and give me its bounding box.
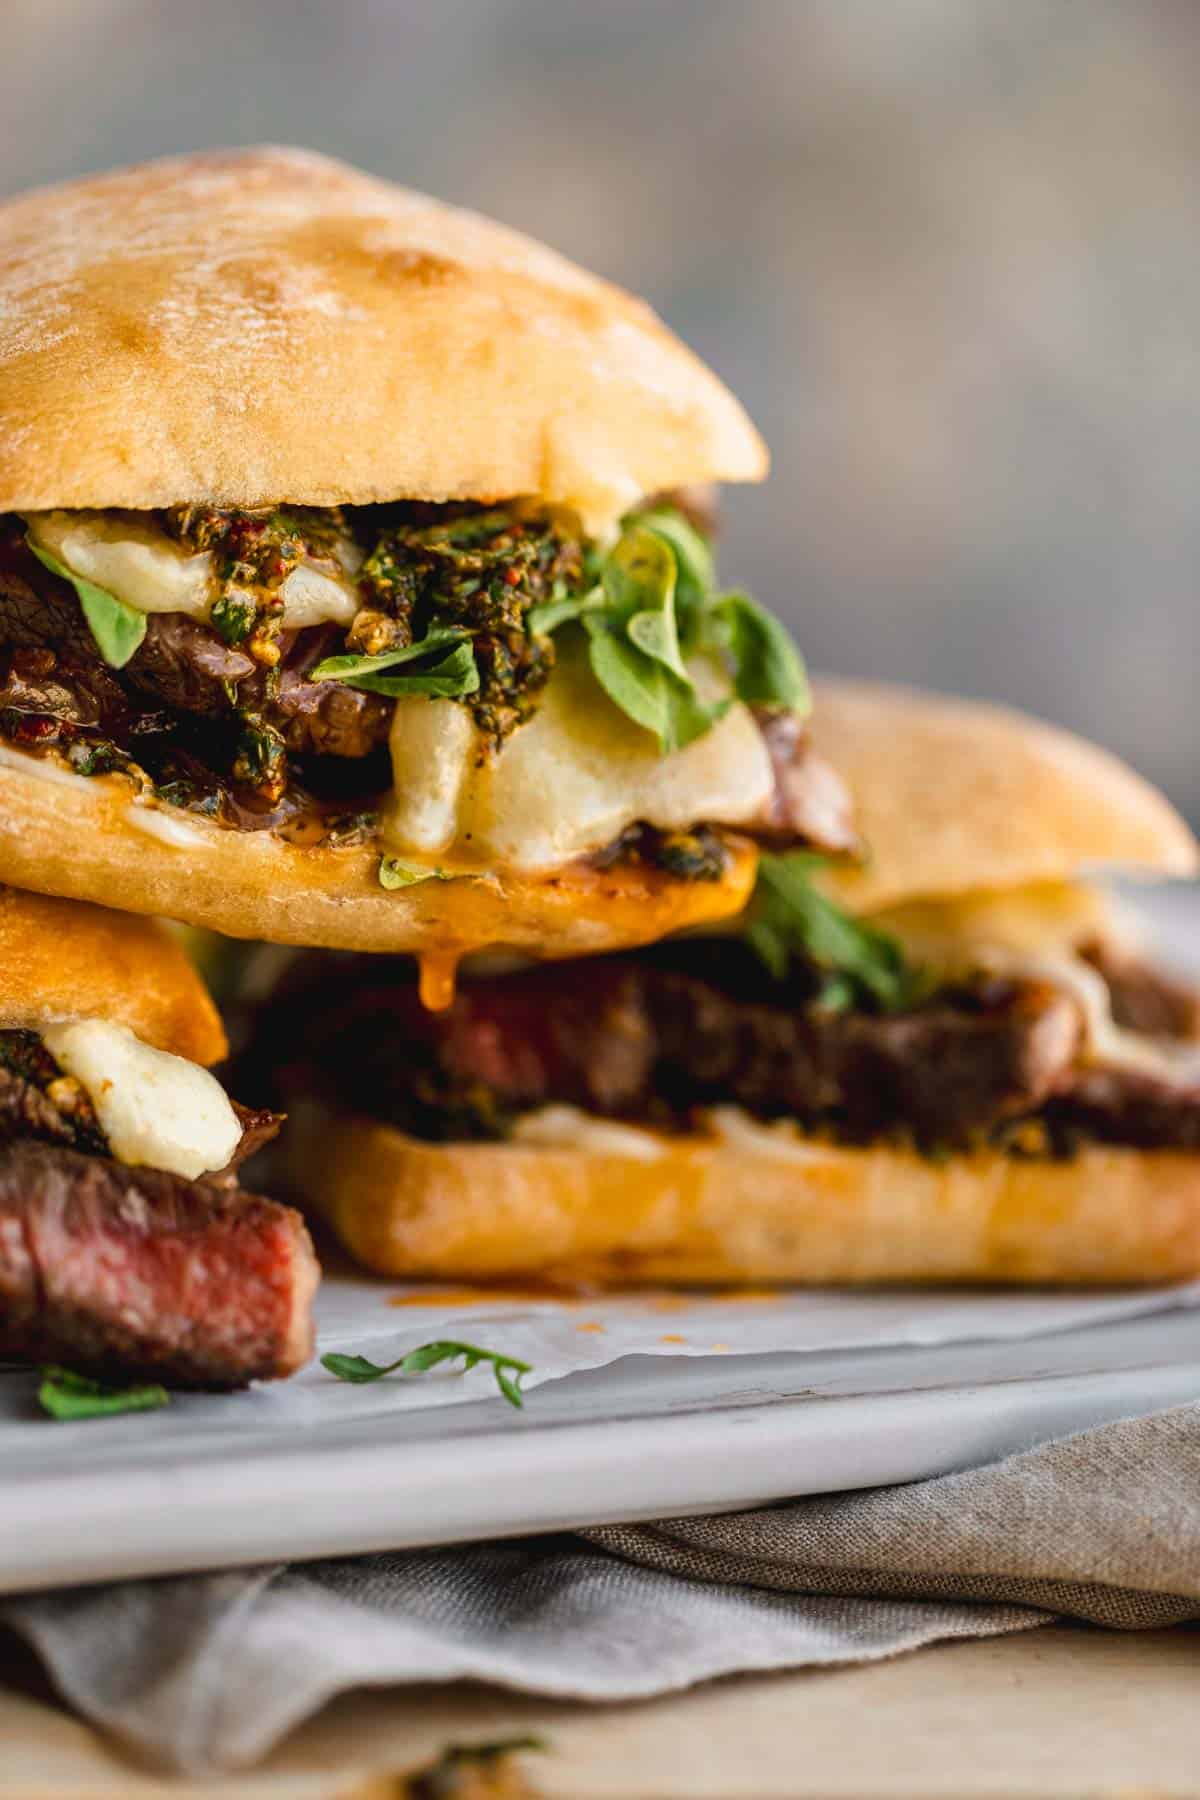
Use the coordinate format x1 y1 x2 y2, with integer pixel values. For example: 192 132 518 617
1043 1067 1200 1151
269 663 393 759
0 527 97 661
749 708 858 854
644 969 1081 1143
0 1065 81 1150
225 1099 285 1171
0 1141 317 1386
1083 941 1200 1042
125 614 255 719
255 953 1083 1148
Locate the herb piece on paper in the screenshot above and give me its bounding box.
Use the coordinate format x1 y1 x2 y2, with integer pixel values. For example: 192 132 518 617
38 1366 170 1421
322 1339 532 1409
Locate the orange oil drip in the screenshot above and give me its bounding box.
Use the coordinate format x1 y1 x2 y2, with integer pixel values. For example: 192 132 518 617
417 950 461 1012
389 1286 582 1307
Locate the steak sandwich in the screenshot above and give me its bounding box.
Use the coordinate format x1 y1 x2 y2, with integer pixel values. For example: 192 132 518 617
247 681 1200 1287
0 149 851 999
0 888 316 1385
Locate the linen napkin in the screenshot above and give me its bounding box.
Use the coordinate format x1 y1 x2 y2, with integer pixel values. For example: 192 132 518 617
5 1399 1200 1775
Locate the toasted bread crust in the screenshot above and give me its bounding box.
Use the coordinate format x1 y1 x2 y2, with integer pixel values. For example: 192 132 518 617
0 751 757 955
810 680 1198 912
0 886 225 1064
280 1107 1200 1287
0 148 765 521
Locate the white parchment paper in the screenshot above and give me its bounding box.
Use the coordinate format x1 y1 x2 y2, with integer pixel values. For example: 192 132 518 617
238 1271 1200 1425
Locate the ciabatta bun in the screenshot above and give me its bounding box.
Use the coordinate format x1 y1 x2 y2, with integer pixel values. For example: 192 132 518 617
0 886 225 1065
809 680 1197 914
0 148 765 524
0 750 757 959
275 1106 1200 1287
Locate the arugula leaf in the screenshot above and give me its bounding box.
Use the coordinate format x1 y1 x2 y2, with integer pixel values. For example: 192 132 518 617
619 548 690 685
414 1736 548 1793
749 853 926 1011
527 590 599 636
601 523 674 624
340 642 480 700
527 508 806 751
27 539 147 668
310 627 469 685
38 1366 169 1422
378 857 452 889
712 591 810 714
632 506 714 637
582 614 671 741
321 1339 532 1409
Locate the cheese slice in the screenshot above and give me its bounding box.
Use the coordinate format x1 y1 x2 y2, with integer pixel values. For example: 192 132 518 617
384 633 775 872
42 1018 243 1180
25 511 360 631
871 881 1200 1089
868 881 1127 971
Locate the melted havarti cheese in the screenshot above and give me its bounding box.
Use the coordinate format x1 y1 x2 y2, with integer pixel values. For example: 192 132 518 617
868 881 1128 972
42 1019 243 1180
125 803 216 849
0 741 96 791
511 1105 666 1160
702 1106 843 1163
871 881 1200 1088
385 634 775 872
25 511 360 630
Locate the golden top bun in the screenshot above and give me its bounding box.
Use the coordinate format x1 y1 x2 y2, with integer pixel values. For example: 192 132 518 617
0 749 757 961
0 886 226 1065
809 680 1198 913
0 148 766 522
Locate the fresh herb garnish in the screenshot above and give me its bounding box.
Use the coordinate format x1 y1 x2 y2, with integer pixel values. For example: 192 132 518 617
533 510 807 752
26 539 147 668
64 738 131 778
312 501 805 755
321 1339 532 1408
378 857 453 889
38 1366 170 1422
411 1737 548 1798
210 591 258 646
746 853 926 1011
311 629 479 699
710 590 809 711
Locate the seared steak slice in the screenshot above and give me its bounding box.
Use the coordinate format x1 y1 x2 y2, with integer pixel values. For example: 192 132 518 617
255 954 1084 1148
125 613 255 718
0 1141 317 1386
645 970 1081 1143
269 662 392 759
750 708 859 855
1083 941 1200 1043
0 527 97 661
0 1065 82 1150
1043 1067 1200 1151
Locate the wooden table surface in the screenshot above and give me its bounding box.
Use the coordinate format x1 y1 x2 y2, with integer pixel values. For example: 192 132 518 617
2 1622 1198 1798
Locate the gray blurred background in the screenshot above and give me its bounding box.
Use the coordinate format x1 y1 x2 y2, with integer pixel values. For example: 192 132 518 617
5 1 1199 817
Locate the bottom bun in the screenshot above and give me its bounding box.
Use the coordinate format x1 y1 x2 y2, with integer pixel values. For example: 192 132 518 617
0 748 755 956
277 1106 1200 1286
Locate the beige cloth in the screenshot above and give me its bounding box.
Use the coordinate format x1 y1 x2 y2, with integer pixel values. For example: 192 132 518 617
585 1402 1200 1628
5 1403 1200 1774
